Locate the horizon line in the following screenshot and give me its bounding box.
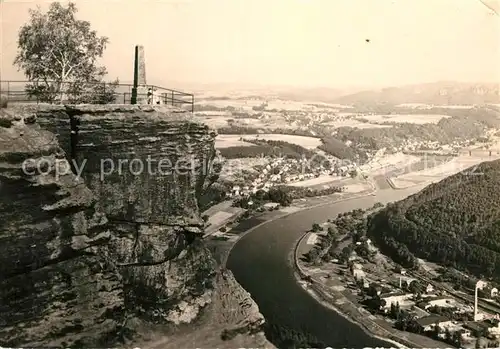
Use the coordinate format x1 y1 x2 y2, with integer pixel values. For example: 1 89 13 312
1 78 499 92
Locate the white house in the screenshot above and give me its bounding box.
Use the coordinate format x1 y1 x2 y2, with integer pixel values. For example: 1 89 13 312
365 239 377 252
232 185 241 196
353 269 366 281
415 315 453 332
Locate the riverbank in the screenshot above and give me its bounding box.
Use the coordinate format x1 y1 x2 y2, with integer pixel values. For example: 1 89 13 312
221 186 376 267
292 232 412 349
293 227 456 349
218 186 411 348
227 184 434 348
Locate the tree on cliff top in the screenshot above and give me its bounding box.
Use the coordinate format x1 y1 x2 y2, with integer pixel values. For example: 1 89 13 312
14 2 118 104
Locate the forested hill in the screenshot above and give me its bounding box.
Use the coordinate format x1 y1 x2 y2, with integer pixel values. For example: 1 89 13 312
367 159 500 279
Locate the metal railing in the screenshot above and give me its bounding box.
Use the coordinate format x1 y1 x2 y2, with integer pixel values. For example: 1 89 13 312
0 80 195 113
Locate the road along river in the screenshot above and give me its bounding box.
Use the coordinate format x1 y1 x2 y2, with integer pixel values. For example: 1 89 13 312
227 184 428 348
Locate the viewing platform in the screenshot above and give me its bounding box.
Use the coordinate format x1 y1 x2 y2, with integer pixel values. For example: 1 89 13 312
0 80 195 113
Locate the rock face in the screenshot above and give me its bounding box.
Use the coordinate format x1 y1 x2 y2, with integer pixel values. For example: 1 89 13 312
0 112 123 347
0 105 273 348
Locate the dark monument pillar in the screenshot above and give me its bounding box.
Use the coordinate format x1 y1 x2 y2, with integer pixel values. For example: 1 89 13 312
131 45 147 104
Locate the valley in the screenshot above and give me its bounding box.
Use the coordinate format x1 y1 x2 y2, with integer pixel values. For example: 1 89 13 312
2 0 500 347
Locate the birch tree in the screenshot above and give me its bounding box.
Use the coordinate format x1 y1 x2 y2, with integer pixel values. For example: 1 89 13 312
14 2 118 103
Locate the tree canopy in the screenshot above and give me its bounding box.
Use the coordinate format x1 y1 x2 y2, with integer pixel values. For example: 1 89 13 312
14 2 117 103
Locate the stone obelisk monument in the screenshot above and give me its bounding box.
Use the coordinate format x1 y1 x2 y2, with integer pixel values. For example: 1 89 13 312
131 45 147 104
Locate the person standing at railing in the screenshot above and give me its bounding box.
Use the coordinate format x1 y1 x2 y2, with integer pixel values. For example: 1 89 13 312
147 87 153 104
153 88 161 104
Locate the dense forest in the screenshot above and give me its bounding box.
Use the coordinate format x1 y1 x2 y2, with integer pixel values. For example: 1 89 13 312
367 159 500 279
219 139 330 167
319 136 368 162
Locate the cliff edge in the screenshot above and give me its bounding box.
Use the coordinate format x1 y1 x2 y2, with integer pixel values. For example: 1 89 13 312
0 104 274 348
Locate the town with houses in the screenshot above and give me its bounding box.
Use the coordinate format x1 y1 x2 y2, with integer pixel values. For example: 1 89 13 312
354 261 500 346
224 156 356 199
299 221 500 348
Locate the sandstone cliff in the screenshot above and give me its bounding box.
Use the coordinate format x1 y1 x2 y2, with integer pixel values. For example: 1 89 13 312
0 105 274 348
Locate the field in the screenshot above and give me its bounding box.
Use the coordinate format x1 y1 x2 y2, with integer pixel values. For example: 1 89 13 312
359 153 421 174
395 103 431 108
208 211 234 226
343 183 371 193
215 133 322 149
198 99 264 111
435 105 476 109
196 114 295 131
287 175 344 187
266 100 352 111
215 135 256 148
389 155 500 189
395 104 475 110
359 113 451 124
201 116 235 129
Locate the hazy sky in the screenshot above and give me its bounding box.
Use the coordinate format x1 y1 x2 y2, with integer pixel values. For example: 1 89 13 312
1 0 499 89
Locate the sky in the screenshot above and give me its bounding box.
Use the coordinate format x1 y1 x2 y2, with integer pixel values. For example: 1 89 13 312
1 0 499 90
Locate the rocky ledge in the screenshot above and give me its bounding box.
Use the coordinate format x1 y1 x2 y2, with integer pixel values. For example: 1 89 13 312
0 105 274 348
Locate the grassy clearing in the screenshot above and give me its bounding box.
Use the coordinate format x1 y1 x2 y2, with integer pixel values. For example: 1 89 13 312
216 134 322 149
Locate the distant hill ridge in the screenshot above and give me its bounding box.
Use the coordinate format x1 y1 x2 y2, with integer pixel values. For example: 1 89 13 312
191 81 500 106
334 81 500 106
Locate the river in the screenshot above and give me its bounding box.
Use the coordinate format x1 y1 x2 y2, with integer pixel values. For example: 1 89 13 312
227 185 428 348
